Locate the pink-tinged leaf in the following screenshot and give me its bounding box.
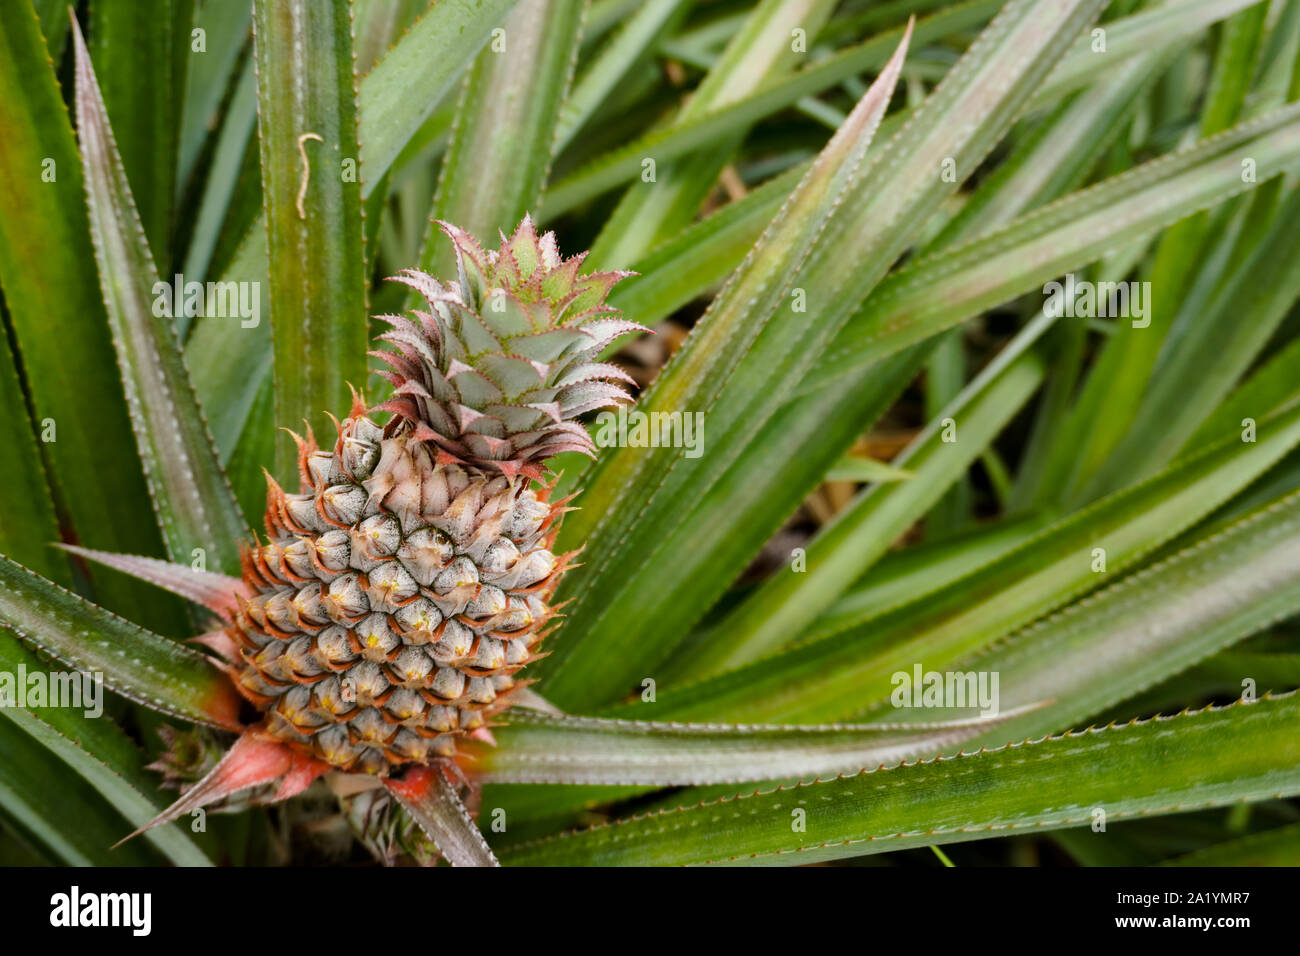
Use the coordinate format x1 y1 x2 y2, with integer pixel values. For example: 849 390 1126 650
0 553 244 730
0 0 182 622
57 544 246 621
509 687 565 715
116 733 326 844
189 629 240 665
70 18 249 574
385 766 500 867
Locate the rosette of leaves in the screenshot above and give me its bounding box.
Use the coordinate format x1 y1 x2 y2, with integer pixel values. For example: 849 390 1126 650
1 0 1300 867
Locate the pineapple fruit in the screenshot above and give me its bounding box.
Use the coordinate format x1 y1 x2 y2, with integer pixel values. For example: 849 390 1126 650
226 217 638 776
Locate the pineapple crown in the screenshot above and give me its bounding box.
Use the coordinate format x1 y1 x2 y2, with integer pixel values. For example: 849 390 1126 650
372 216 644 480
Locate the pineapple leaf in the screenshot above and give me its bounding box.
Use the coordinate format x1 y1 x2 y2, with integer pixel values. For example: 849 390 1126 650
1192 652 1300 691
177 0 251 194
0 633 214 865
545 0 992 223
1022 0 1268 113
253 0 369 484
629 398 1300 724
1160 822 1300 867
0 0 182 630
1084 182 1300 496
471 707 1042 786
56 545 244 622
810 102 1300 389
808 512 1056 642
679 327 1048 677
545 0 1106 710
929 47 1172 251
1059 0 1273 509
603 33 1163 340
186 0 522 458
586 0 841 268
385 767 501 867
0 331 68 586
420 0 588 279
119 733 326 844
0 719 163 865
354 0 426 75
72 19 250 575
553 0 689 150
958 488 1300 746
31 0 70 57
606 165 799 329
824 457 914 484
1188 335 1300 451
179 56 257 313
498 693 1300 866
543 0 1254 221
541 15 1261 724
87 0 193 268
357 0 522 179
0 554 244 731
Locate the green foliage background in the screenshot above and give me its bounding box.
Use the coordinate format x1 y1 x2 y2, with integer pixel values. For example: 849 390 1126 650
1 0 1299 866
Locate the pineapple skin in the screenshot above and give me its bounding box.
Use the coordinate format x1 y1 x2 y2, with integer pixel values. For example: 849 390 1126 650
228 415 563 775
225 217 637 776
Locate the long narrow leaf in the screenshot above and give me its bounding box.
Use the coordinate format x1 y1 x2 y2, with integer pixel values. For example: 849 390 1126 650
810 102 1300 389
499 693 1300 866
554 0 690 150
1058 0 1270 505
587 0 840 267
72 21 249 573
680 333 1047 676
0 332 67 585
472 708 1038 786
1085 186 1300 491
0 719 162 866
1160 822 1300 866
253 0 369 483
177 0 250 193
957 488 1300 746
631 399 1300 724
0 0 182 630
542 0 1253 219
420 0 587 278
0 633 213 865
385 767 500 867
807 511 1054 643
0 554 244 730
543 0 1106 711
88 0 192 266
186 0 521 457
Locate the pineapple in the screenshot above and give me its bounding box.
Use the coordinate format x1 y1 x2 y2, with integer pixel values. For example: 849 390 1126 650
225 216 639 776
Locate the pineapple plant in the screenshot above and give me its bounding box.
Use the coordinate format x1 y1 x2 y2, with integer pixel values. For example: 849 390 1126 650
1 0 1300 872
